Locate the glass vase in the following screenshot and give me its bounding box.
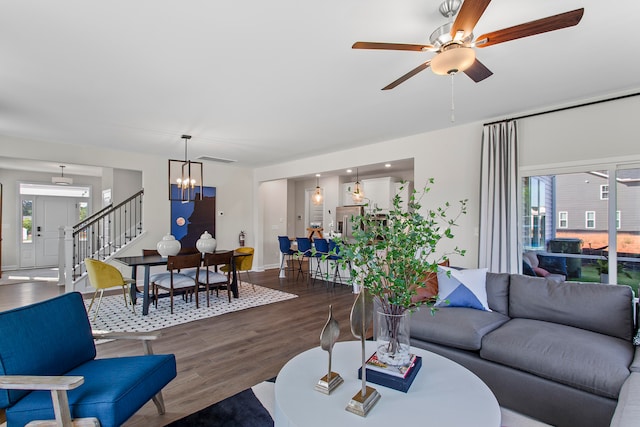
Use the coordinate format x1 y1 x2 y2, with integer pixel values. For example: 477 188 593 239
375 310 411 367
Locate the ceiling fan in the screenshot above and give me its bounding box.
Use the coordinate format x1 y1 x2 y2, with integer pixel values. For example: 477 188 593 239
352 0 584 90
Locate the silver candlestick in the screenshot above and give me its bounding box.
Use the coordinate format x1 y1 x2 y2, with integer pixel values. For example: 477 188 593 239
315 305 343 394
345 289 380 416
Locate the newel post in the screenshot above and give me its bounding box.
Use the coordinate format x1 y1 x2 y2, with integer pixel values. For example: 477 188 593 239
59 226 74 292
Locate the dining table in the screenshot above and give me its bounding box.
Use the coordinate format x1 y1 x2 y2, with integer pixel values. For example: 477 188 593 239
115 250 246 315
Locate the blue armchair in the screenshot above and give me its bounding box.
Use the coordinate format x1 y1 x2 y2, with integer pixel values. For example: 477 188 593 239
0 292 177 426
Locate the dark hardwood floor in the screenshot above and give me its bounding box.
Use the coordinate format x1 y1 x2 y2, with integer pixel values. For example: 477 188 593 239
0 267 358 426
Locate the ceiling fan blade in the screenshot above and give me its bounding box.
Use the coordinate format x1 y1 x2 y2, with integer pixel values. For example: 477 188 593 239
352 41 433 52
464 59 493 82
475 8 584 48
450 0 492 39
382 62 431 90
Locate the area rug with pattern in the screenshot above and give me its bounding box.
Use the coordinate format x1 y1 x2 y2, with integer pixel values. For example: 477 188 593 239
86 281 297 334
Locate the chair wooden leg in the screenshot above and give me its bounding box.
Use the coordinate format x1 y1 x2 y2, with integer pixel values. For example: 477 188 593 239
227 283 231 303
153 285 158 308
206 284 210 307
152 391 166 415
169 289 174 314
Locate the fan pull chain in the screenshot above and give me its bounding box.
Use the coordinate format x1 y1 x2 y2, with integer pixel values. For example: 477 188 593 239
450 73 456 123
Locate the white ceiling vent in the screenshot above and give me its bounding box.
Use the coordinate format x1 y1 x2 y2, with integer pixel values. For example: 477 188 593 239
197 156 237 164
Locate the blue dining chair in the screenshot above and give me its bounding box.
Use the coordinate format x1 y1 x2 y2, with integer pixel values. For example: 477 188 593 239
295 237 313 281
278 236 296 277
312 238 330 285
329 240 349 287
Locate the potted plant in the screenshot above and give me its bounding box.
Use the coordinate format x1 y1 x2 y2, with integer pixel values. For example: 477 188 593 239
595 257 631 283
335 179 467 366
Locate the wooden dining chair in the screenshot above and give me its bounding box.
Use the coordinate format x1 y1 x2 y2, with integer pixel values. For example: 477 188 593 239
152 253 201 314
187 251 233 305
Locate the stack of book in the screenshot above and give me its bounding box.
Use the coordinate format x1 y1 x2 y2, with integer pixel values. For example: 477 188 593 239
357 352 422 393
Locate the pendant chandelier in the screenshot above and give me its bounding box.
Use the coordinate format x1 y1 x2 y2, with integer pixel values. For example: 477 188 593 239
352 168 364 203
168 134 203 202
52 165 73 185
312 175 323 205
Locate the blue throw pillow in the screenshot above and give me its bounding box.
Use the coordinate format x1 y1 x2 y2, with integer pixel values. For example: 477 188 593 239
436 266 490 311
522 260 536 277
537 255 568 276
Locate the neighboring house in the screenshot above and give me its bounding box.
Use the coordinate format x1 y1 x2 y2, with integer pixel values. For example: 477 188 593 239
523 171 640 254
555 171 640 253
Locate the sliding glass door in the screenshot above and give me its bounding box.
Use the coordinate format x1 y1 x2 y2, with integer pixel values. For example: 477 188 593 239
521 165 640 295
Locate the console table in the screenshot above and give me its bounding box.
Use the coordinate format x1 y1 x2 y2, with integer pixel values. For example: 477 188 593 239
274 340 500 426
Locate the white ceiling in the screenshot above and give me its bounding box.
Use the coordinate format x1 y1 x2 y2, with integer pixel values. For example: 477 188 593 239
1 0 638 169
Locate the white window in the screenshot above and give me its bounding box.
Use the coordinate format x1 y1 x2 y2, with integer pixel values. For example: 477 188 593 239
600 184 609 200
585 211 596 229
616 210 621 230
558 211 568 229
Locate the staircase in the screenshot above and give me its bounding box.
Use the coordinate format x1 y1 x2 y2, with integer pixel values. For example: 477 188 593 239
59 190 144 289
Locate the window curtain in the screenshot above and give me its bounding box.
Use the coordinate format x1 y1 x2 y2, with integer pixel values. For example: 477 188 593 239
479 120 519 273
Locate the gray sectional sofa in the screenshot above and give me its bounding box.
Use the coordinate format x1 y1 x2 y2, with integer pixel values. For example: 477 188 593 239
409 273 638 427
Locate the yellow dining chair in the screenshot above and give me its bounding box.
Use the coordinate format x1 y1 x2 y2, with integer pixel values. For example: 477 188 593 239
85 258 136 320
222 247 255 291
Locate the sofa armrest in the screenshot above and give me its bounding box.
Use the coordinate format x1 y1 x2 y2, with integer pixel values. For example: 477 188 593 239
630 346 640 373
92 330 161 355
610 373 640 427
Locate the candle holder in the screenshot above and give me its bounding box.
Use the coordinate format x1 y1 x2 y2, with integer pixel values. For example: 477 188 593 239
315 305 343 394
345 289 380 416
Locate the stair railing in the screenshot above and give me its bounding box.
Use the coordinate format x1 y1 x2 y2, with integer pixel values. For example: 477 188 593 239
61 189 144 285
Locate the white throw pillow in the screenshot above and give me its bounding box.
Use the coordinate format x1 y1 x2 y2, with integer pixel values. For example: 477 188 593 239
436 266 491 311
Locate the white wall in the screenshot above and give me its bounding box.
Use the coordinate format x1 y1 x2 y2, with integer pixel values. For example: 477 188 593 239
255 122 484 269
254 95 640 271
259 179 288 269
0 135 254 272
519 95 640 171
112 168 143 205
2 94 638 274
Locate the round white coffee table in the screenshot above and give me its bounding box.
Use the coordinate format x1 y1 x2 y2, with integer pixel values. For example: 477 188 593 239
275 340 501 427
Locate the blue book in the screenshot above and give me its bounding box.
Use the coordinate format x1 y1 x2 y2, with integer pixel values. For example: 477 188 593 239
358 355 422 393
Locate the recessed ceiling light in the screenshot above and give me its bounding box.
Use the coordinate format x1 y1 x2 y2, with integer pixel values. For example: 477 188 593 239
385 163 391 168
315 173 321 177
346 169 352 173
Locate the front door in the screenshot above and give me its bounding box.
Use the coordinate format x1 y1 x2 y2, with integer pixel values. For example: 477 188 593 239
20 196 80 268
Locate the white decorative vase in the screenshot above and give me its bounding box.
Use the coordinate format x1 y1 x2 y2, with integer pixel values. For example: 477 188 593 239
157 234 181 257
196 231 217 254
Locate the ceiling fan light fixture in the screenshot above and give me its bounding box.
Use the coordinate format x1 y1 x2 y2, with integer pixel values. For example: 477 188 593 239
430 44 476 75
